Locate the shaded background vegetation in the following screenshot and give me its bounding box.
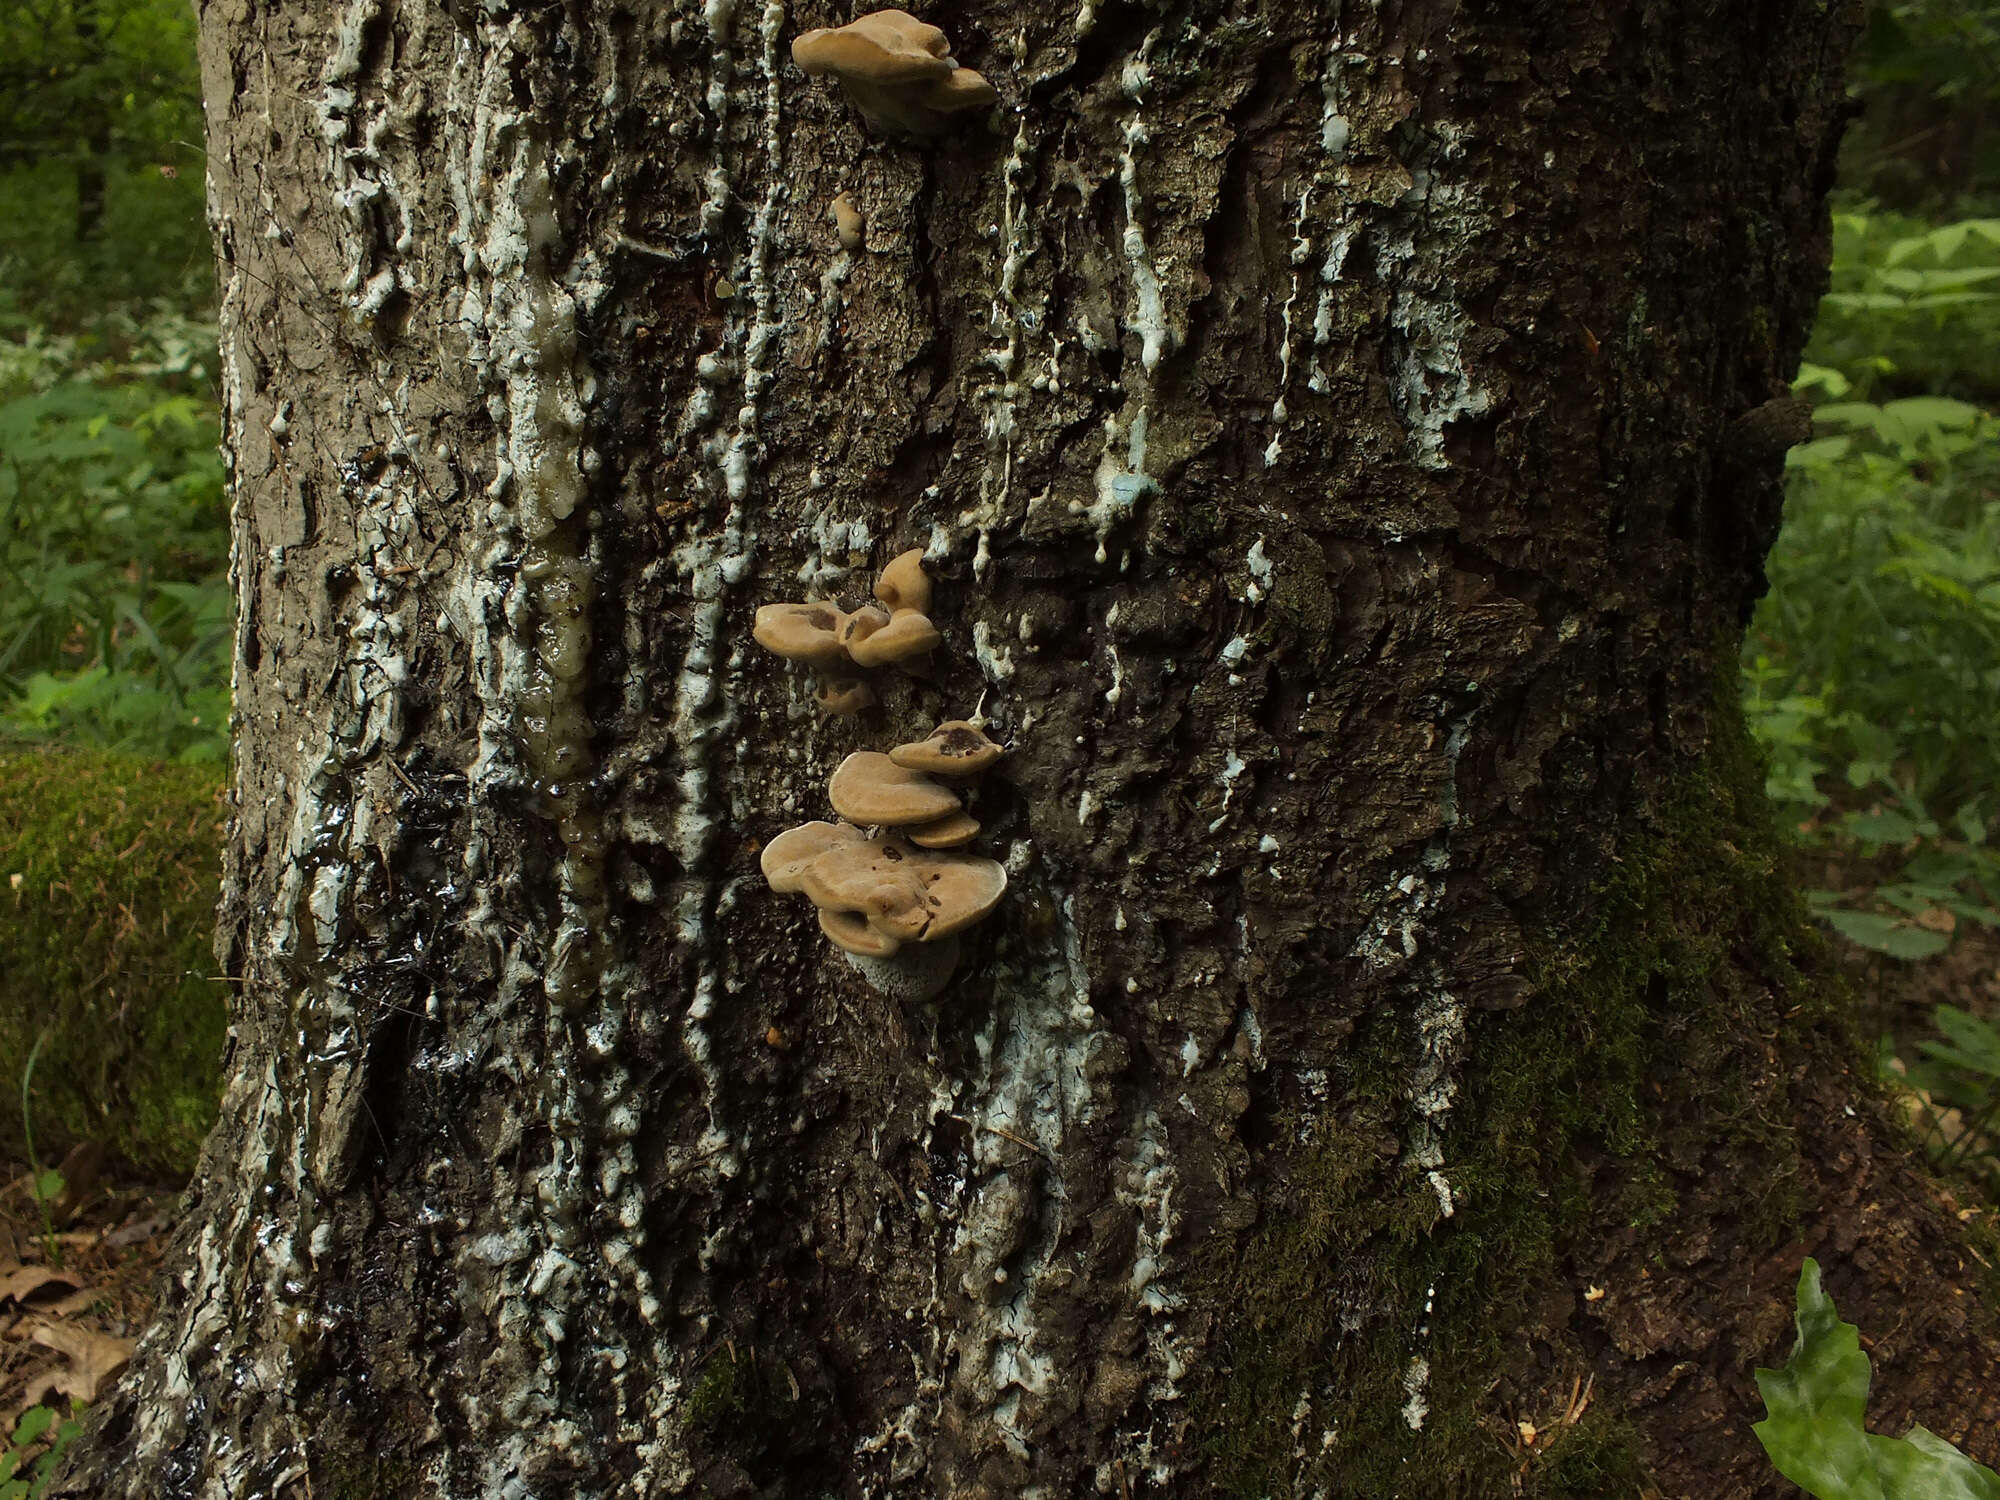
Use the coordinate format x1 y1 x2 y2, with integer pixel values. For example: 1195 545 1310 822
0 0 1998 1340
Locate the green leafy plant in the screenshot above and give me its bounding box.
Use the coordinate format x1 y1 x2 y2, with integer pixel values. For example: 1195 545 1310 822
1744 286 2000 960
1754 1258 2000 1499
1898 1004 2000 1183
0 1403 85 1500
1808 212 2000 403
0 303 228 761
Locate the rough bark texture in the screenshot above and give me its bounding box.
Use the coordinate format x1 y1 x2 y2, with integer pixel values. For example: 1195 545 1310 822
57 0 2000 1496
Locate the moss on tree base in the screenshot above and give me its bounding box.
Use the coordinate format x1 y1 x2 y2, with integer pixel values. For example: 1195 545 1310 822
1189 689 1844 1497
0 746 226 1179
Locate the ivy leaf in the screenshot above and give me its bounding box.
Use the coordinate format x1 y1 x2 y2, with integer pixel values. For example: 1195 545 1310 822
1754 1262 1884 1500
1754 1260 2000 1500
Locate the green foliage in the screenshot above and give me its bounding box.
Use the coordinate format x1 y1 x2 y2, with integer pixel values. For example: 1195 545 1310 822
1898 1004 2000 1187
0 0 210 324
1744 238 2000 960
1839 1 2000 214
20 1029 67 1267
1807 212 2000 403
0 745 226 1176
1754 1259 2000 1499
0 304 229 761
0 1403 84 1500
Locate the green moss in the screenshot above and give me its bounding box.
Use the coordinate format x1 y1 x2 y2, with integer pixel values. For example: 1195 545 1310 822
686 1344 799 1435
1189 686 1830 1496
0 745 226 1177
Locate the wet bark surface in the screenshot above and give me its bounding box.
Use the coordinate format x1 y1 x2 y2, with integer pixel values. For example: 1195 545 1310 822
55 0 2000 1495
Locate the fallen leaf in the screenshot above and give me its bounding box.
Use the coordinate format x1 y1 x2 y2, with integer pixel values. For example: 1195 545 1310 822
29 1319 134 1402
0 1266 82 1307
1916 906 1957 935
46 1286 105 1320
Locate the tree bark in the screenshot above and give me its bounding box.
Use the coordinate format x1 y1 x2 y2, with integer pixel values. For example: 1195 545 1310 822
59 0 2000 1496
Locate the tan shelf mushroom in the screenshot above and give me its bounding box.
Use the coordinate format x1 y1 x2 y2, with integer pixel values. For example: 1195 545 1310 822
797 833 1007 950
874 549 932 615
761 821 1008 1001
753 602 850 669
831 192 865 251
845 609 942 668
907 809 980 849
792 10 998 138
815 677 876 716
828 751 961 827
760 820 865 892
888 720 1005 776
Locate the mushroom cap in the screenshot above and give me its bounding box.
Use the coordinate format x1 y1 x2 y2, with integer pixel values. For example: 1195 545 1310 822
888 720 1005 776
829 751 961 826
840 604 891 653
753 602 849 668
820 906 901 957
801 835 1007 946
846 610 941 669
907 809 980 848
791 10 953 84
922 65 998 114
799 836 936 943
874 549 932 615
815 676 876 715
912 849 1008 938
760 820 865 894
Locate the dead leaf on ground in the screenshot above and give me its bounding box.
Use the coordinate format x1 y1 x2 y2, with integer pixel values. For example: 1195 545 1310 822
1917 906 1958 935
28 1318 133 1402
0 1265 82 1308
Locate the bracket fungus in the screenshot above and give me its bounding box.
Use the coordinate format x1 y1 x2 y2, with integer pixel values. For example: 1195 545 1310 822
831 191 865 251
828 751 961 826
888 719 1004 776
814 677 877 716
753 602 850 670
761 713 1011 1000
750 550 941 712
792 10 998 137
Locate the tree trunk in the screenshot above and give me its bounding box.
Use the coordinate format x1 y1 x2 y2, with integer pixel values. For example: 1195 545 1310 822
59 0 2000 1496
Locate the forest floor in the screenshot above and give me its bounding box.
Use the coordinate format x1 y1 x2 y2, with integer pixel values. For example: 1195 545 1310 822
0 1154 174 1475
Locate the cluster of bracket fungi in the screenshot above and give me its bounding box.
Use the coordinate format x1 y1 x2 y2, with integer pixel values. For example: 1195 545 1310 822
754 553 1010 1000
752 548 940 715
748 22 1006 1000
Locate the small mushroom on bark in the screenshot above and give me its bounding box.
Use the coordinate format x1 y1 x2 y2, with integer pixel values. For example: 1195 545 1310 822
873 548 932 615
907 809 981 849
753 602 849 669
791 10 997 138
828 751 961 827
845 610 941 669
831 192 865 251
760 821 1008 1000
815 676 876 716
760 820 866 892
889 720 1005 776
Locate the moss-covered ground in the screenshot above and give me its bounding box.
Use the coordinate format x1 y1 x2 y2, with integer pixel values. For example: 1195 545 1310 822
0 746 227 1178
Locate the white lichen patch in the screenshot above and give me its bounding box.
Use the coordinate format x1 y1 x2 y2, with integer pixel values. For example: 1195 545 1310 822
944 896 1110 1463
